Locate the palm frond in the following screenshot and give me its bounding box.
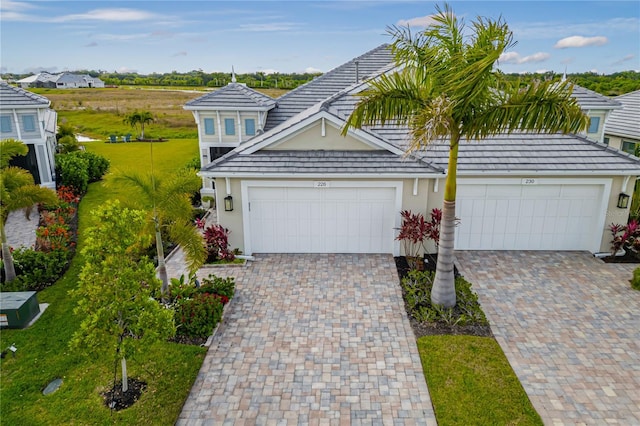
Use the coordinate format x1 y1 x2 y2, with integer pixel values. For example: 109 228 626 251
0 139 28 168
167 221 206 274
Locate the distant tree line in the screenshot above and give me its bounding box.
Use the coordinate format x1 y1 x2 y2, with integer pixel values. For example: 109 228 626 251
2 69 638 95
502 70 640 96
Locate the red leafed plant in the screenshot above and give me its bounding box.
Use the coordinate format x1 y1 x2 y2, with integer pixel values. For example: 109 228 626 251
396 209 442 270
610 219 640 256
203 224 235 262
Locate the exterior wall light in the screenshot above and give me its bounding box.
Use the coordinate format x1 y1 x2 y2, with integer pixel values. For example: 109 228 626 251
617 193 630 209
224 195 234 212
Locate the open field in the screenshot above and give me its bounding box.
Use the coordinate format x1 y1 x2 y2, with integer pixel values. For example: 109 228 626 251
31 86 289 141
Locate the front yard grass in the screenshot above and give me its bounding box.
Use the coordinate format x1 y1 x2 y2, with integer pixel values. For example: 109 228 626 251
0 139 204 425
418 335 543 426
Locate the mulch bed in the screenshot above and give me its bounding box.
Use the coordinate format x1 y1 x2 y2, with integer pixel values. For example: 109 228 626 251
168 334 207 346
394 255 493 338
601 251 640 264
102 378 147 411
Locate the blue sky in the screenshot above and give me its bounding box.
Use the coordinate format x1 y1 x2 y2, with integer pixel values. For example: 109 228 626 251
1 1 638 75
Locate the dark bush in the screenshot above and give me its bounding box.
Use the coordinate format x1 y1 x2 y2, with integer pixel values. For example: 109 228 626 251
199 274 235 301
174 293 224 338
80 151 110 182
631 267 640 291
56 153 89 194
1 248 70 291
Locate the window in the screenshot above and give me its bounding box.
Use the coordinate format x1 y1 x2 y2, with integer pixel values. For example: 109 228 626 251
587 116 600 134
604 137 610 145
209 146 234 160
0 116 11 133
204 118 215 135
23 115 36 132
245 118 256 136
622 141 637 155
224 118 235 135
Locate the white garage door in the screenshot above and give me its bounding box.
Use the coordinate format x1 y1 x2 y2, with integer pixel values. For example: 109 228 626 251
456 181 607 251
246 183 398 254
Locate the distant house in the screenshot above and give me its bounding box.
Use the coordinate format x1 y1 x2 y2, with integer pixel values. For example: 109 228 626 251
603 90 640 154
17 72 105 89
184 44 640 256
0 82 58 188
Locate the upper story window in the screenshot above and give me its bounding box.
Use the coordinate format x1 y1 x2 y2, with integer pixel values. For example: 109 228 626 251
204 118 215 135
224 118 235 136
587 117 600 134
23 115 36 132
0 116 12 133
622 140 637 155
245 119 256 136
603 137 610 145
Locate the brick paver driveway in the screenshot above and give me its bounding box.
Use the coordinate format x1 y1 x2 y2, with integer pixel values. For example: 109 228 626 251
178 254 436 425
457 251 640 425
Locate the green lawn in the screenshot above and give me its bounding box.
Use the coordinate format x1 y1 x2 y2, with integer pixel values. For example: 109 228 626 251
0 139 204 425
418 335 543 426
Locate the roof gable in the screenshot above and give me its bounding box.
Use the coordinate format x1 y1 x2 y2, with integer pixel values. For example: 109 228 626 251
571 84 621 110
0 82 50 108
265 120 377 151
185 83 276 110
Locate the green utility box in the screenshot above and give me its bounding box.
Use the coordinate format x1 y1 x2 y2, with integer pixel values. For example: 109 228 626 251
0 291 41 329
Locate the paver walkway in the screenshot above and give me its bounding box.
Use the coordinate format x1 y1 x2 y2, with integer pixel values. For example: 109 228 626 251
456 251 640 425
178 254 436 425
4 207 38 249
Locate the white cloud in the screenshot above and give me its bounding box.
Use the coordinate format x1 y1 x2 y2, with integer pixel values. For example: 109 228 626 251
116 67 138 73
396 15 439 28
554 35 608 49
0 0 36 12
52 8 159 23
304 67 323 74
261 69 279 75
512 18 638 39
612 54 635 65
499 51 550 64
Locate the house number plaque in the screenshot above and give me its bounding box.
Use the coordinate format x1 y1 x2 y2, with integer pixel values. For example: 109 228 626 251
314 181 330 188
521 178 537 185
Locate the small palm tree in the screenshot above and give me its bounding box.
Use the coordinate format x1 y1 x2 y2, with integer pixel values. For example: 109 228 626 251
112 169 205 297
123 110 154 140
1 139 58 282
343 3 589 307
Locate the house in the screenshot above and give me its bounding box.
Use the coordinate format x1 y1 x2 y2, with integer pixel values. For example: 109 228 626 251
567 84 621 144
603 90 640 154
185 45 640 256
0 82 58 188
17 72 105 89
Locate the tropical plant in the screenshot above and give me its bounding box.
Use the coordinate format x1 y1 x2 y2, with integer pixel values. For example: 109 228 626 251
203 224 235 262
112 168 206 298
343 3 589 307
70 201 174 395
0 139 58 282
609 220 640 256
123 110 154 140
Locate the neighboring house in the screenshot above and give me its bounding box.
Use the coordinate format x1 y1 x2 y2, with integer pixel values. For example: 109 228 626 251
0 82 58 188
17 72 105 89
185 45 640 256
567 84 621 144
603 90 640 154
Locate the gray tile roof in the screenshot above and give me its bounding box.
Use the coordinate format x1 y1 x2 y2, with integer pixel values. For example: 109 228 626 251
202 149 441 175
263 44 394 131
570 84 621 109
185 83 275 110
605 90 640 140
0 82 50 108
418 132 640 173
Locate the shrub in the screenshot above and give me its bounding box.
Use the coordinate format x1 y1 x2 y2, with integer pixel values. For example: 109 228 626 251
396 209 442 270
203 224 235 262
199 274 235 301
56 153 89 194
80 151 110 182
631 267 640 291
174 293 224 338
610 220 640 256
400 270 488 326
1 248 70 291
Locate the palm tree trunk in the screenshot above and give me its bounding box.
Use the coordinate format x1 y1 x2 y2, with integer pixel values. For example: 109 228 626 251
431 131 460 308
0 223 17 283
155 228 169 298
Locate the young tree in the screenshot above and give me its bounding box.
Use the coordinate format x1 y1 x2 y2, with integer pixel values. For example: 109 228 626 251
0 139 58 282
123 110 154 140
112 169 205 298
70 200 175 393
343 3 589 307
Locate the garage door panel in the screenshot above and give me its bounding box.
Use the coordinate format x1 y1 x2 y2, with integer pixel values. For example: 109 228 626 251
248 185 396 253
456 183 604 251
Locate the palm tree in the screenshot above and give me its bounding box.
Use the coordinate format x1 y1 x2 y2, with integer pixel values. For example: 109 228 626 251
123 110 154 140
1 139 58 282
112 168 205 297
343 3 589 307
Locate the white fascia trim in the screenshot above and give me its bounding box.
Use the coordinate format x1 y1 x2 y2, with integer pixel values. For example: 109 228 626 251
201 172 442 179
458 170 640 177
4 104 49 110
242 110 404 155
580 104 620 111
200 142 240 148
184 105 274 112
